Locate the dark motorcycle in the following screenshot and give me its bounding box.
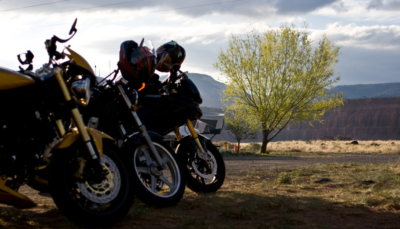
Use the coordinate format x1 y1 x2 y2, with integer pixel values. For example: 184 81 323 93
138 68 226 193
0 19 134 227
83 39 186 207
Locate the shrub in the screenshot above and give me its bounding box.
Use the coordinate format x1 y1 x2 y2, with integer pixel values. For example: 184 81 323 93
277 172 291 184
248 142 261 151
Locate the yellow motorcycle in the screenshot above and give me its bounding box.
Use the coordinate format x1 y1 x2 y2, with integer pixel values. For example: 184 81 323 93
0 19 134 227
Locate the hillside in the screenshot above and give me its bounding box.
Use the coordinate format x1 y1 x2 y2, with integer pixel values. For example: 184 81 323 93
331 83 400 99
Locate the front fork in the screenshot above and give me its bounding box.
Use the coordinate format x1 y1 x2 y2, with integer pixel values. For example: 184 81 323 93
53 68 104 175
174 120 209 161
117 83 165 171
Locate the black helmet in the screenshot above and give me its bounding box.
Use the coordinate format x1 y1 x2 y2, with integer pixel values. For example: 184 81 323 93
156 41 186 72
118 39 157 83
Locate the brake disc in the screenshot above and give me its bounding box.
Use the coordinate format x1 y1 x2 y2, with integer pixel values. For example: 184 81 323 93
192 151 217 179
77 155 121 204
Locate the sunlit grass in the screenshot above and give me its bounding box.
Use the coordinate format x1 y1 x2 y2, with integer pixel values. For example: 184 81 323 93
215 140 400 155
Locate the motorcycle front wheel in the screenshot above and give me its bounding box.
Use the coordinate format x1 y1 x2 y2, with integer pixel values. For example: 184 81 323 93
49 141 134 227
177 139 225 193
127 141 185 207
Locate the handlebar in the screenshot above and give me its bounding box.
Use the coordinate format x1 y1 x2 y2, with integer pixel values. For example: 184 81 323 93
45 18 78 64
159 69 189 95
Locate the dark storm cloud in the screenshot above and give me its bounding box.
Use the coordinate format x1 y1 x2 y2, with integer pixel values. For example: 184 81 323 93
0 0 341 18
367 0 400 11
275 0 338 14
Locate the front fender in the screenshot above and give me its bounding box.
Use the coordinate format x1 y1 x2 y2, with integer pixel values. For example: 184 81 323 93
121 131 164 150
176 135 208 154
52 127 114 157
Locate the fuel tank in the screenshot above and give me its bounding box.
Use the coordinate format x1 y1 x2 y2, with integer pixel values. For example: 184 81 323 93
137 94 203 136
0 67 34 91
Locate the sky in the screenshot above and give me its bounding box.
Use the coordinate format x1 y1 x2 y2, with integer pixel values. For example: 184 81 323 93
0 0 399 85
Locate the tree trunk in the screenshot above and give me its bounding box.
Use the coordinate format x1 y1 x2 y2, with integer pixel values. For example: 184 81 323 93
237 141 241 153
261 127 269 153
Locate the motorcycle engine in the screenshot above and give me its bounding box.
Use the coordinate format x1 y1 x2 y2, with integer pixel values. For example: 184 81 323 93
0 103 51 188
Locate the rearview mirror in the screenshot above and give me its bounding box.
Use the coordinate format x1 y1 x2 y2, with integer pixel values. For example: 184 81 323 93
69 18 78 35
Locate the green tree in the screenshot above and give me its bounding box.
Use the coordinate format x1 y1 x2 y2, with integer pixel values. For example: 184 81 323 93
214 23 344 153
224 106 259 153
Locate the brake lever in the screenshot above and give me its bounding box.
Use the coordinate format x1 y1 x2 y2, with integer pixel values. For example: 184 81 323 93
17 50 34 65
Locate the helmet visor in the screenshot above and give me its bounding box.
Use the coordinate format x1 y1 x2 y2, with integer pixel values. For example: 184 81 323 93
143 39 157 58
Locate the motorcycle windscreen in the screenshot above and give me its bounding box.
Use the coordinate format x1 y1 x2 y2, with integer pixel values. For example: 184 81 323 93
0 67 34 90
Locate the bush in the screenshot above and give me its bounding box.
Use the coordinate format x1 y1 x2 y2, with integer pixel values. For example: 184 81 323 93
248 142 261 151
277 172 291 184
213 141 234 150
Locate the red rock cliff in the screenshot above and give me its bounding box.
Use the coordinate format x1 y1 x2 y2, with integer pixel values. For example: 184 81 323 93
208 98 400 142
274 97 400 141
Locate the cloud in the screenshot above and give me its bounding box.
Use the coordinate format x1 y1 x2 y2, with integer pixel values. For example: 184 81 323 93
367 0 400 11
311 23 400 50
307 22 400 84
1 2 400 87
330 0 347 13
337 47 400 85
0 0 344 19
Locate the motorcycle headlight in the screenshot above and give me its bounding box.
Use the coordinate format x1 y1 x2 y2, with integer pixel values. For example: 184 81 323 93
71 77 91 106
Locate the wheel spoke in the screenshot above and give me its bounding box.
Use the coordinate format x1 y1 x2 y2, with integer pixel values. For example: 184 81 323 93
159 175 174 190
136 166 150 174
151 176 157 193
142 147 153 166
201 178 205 185
161 156 169 165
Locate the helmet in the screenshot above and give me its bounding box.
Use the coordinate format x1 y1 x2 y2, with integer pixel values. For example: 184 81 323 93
156 41 186 72
118 39 157 83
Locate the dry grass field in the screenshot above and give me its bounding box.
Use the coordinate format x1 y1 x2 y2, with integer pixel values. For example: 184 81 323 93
215 140 400 155
1 141 400 228
2 162 400 228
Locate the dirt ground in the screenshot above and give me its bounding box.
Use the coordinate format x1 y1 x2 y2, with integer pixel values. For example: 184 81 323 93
1 154 400 229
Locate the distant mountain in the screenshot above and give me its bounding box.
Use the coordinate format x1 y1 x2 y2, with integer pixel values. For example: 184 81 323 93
331 83 400 99
103 73 400 108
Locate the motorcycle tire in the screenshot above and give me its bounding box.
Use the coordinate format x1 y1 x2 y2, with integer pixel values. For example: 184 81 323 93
49 141 134 227
126 141 185 207
177 140 225 193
